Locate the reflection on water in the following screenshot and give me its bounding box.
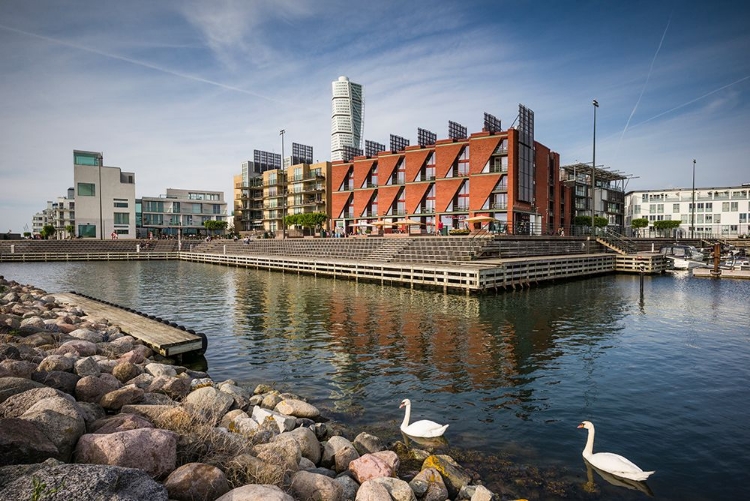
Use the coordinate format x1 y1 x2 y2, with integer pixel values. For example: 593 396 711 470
2 261 749 500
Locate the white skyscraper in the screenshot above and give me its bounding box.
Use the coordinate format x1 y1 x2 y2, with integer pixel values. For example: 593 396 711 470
331 76 364 162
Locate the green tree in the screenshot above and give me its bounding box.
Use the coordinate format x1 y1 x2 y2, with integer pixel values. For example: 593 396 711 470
65 224 75 238
631 218 649 237
39 224 55 240
653 220 681 237
203 220 228 236
574 215 608 234
285 212 328 235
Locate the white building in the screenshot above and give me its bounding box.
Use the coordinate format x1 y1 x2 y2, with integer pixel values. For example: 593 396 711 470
73 150 136 239
624 184 750 238
331 76 364 162
139 188 227 238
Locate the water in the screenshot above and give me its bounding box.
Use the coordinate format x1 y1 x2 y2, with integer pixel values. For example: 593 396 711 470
2 261 749 499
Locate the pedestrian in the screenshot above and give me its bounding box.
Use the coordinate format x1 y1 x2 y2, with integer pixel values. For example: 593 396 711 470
437 220 444 236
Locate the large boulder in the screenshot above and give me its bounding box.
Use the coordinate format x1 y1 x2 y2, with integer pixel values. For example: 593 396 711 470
355 479 393 501
0 376 45 403
55 339 97 357
0 462 168 500
31 370 80 395
422 454 472 498
275 426 321 465
0 387 71 418
254 438 302 473
75 373 121 403
164 462 230 501
20 395 86 461
89 413 154 434
147 375 192 400
410 467 449 501
0 418 59 465
289 470 343 501
348 453 395 483
0 360 38 379
183 386 234 425
215 484 293 501
322 435 360 473
74 428 178 479
228 453 285 487
274 398 320 419
99 384 144 411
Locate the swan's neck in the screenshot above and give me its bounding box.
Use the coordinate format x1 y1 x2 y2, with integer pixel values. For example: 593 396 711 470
583 427 595 458
401 405 411 429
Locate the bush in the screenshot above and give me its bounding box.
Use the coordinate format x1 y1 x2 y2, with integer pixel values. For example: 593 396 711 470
449 229 470 235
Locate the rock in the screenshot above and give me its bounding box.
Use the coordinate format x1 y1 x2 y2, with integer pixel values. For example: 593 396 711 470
74 428 178 479
120 404 176 422
355 479 393 501
228 453 285 486
19 316 45 331
219 408 248 428
0 376 45 403
99 384 144 411
422 455 472 498
231 415 260 436
335 474 361 501
0 344 20 361
0 418 60 465
31 369 80 395
90 413 154 434
0 387 71 418
275 398 321 419
0 462 168 501
68 327 105 343
252 405 297 433
20 394 86 461
262 391 283 409
276 426 322 465
118 349 145 364
37 354 75 372
254 438 302 473
74 356 101 377
349 453 395 483
75 400 106 429
145 362 177 377
55 339 97 357
147 375 192 400
75 373 121 403
371 477 417 501
322 436 360 473
183 386 234 425
354 431 385 455
217 381 251 410
164 462 230 501
0 359 38 379
468 485 497 501
410 467 449 501
112 361 142 383
140 392 176 405
215 484 293 501
290 470 344 501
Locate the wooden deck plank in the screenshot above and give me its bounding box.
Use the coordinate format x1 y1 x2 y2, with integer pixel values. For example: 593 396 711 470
53 292 204 356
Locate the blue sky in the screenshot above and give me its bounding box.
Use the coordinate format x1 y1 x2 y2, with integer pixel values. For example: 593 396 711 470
1 0 749 233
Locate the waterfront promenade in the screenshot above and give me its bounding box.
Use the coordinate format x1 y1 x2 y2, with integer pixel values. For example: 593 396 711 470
0 235 667 293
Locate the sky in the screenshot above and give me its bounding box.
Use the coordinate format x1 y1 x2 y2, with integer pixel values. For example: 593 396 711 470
1 0 749 234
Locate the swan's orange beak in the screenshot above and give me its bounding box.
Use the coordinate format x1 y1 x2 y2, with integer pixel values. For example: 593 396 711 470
399 402 405 408
577 423 585 428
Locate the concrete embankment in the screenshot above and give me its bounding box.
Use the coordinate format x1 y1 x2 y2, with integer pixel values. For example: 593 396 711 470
1 275 516 501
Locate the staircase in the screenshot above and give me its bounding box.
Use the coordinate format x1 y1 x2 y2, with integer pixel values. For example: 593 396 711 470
366 239 412 262
596 229 637 255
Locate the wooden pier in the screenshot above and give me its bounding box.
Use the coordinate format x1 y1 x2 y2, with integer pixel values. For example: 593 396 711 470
53 292 205 357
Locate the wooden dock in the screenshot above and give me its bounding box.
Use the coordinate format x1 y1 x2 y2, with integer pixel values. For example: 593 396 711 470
53 292 205 357
693 268 750 280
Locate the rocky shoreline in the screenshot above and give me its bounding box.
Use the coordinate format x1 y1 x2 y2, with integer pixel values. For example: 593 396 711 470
0 276 510 501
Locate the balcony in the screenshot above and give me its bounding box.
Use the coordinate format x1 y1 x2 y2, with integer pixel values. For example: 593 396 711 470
491 202 508 210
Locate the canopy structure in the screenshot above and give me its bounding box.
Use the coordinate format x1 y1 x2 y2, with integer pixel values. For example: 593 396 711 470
400 219 424 226
465 216 500 223
353 221 374 227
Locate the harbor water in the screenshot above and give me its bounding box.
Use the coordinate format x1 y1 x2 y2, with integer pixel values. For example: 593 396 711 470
2 261 748 500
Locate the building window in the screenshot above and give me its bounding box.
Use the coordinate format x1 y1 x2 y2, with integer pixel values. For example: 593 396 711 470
77 224 96 237
77 183 95 196
673 203 680 213
731 202 738 211
114 212 129 225
114 199 128 208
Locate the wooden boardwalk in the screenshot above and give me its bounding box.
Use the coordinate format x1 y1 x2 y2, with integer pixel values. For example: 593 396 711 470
53 292 205 357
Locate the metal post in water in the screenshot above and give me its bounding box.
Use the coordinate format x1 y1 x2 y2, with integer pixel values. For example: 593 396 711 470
639 262 645 301
711 242 722 277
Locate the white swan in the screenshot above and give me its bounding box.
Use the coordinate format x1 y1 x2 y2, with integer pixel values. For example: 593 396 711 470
399 399 449 438
578 421 655 481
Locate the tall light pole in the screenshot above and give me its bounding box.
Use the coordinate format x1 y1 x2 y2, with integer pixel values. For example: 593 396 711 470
280 129 286 239
591 99 599 232
691 159 696 239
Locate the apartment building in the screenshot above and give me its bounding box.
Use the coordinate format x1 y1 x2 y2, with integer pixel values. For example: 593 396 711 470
139 188 228 238
73 150 136 239
560 163 627 233
330 108 563 236
625 185 750 237
331 76 364 162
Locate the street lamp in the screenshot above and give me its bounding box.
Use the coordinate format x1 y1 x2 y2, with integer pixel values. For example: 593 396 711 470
280 129 286 239
591 99 599 231
691 159 696 239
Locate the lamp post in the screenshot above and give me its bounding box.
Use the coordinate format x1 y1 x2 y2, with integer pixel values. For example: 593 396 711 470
691 159 696 239
280 129 286 239
591 99 599 232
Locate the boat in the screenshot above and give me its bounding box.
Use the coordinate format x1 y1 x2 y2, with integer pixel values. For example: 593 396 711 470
659 244 707 270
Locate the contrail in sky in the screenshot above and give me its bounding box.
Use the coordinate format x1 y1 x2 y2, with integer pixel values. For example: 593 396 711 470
0 23 288 106
617 13 672 149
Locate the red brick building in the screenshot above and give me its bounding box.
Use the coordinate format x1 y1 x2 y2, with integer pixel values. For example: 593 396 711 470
330 119 565 236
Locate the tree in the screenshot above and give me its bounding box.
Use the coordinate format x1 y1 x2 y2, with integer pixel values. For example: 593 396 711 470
65 224 75 239
40 224 55 240
203 220 228 236
285 212 328 236
631 218 649 237
574 215 608 235
653 220 681 237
